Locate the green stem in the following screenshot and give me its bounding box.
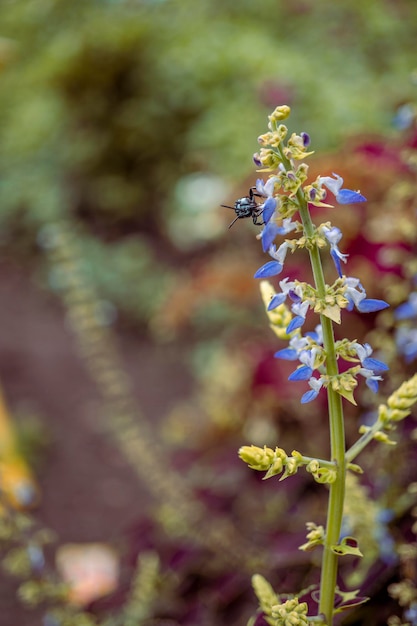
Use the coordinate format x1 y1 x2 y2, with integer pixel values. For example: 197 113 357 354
317 339 345 625
345 417 384 463
275 142 347 623
295 185 346 625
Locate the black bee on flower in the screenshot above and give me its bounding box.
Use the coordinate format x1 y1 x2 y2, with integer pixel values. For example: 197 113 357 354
221 180 277 229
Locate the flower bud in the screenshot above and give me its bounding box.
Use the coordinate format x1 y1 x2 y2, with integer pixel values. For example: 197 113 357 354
238 445 275 470
268 105 291 123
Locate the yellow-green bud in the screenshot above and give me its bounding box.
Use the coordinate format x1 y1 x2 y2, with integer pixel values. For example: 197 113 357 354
258 148 281 169
299 521 325 551
269 105 291 123
306 459 320 473
373 431 397 445
238 445 275 470
271 598 309 626
258 132 274 146
386 374 417 418
275 124 289 142
251 574 279 617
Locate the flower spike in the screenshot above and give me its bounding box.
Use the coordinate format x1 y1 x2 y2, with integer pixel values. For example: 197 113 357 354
236 105 417 626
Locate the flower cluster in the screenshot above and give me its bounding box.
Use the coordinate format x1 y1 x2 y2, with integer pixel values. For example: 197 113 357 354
238 444 337 483
250 574 310 626
270 597 310 626
273 331 389 404
251 105 389 404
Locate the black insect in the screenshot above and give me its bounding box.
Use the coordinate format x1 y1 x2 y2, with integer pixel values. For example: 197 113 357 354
221 187 265 228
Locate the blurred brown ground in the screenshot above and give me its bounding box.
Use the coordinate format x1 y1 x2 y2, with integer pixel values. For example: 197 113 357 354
0 259 194 626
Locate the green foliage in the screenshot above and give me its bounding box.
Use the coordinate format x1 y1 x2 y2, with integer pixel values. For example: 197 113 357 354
1 0 417 325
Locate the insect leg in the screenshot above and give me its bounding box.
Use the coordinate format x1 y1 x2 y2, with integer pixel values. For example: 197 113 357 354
228 215 240 228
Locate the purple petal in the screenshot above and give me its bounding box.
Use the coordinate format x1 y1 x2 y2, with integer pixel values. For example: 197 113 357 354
286 315 305 333
288 290 302 303
267 293 287 310
262 197 277 224
336 189 367 204
357 298 389 313
288 365 313 381
362 357 389 373
274 348 299 360
301 131 310 147
301 389 319 403
254 260 283 279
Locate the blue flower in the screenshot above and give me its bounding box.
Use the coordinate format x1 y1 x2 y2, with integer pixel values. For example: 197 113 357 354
254 242 291 279
267 278 312 332
274 334 313 360
274 347 299 360
353 342 388 393
305 324 323 344
265 277 296 307
396 327 417 363
404 603 417 626
254 178 278 225
301 377 324 403
255 177 276 198
261 217 296 252
289 365 313 381
353 342 389 373
261 221 282 251
359 369 383 393
261 196 277 224
318 173 366 204
273 324 324 402
321 225 348 277
286 298 309 333
288 349 318 381
343 277 389 313
392 103 415 130
395 292 417 320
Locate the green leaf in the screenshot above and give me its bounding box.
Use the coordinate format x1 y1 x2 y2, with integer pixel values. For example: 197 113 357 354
334 587 369 613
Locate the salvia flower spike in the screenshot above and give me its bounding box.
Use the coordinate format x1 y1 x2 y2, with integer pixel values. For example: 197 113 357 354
233 105 417 626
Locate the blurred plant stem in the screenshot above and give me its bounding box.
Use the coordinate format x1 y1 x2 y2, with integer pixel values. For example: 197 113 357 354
42 213 267 572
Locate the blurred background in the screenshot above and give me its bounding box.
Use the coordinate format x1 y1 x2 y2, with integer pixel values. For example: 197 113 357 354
0 1 417 625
